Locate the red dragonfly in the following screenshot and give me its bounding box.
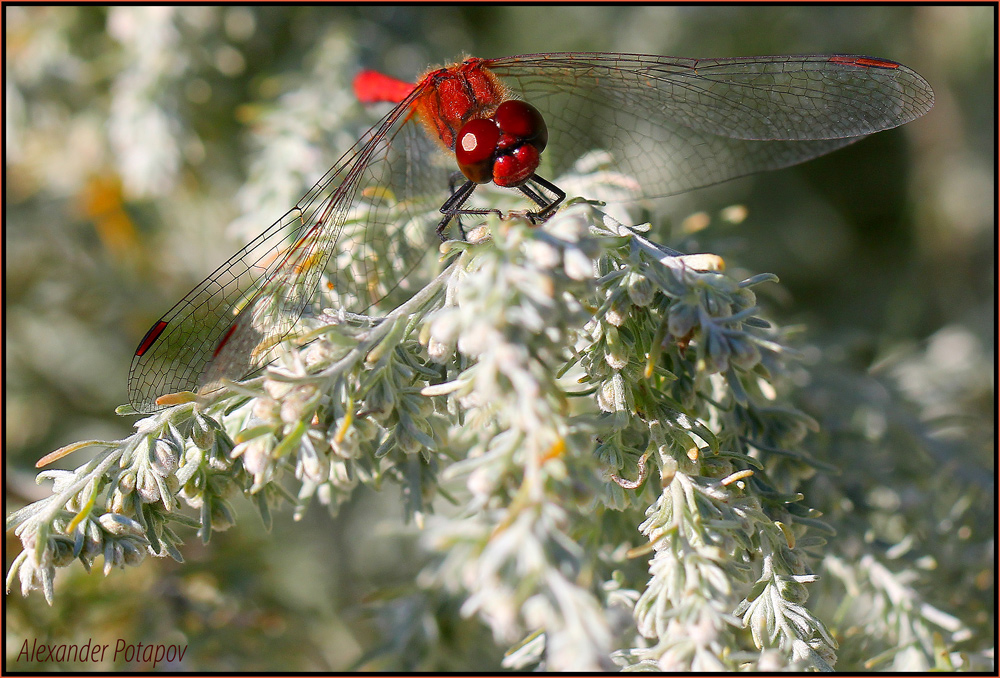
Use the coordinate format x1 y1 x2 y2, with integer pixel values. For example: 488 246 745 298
128 52 933 413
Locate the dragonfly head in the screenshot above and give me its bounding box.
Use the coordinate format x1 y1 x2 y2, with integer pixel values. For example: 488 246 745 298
455 100 548 188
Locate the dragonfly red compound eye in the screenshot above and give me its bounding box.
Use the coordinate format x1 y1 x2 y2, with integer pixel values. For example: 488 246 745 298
127 52 933 413
456 118 501 184
495 100 547 152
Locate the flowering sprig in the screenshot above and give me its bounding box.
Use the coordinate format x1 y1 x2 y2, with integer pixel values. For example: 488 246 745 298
418 207 619 670
559 209 842 670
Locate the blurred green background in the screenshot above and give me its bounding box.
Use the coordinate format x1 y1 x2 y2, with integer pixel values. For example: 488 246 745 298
6 6 993 670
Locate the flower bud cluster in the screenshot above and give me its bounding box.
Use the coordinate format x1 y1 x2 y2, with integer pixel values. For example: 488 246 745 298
8 501 152 603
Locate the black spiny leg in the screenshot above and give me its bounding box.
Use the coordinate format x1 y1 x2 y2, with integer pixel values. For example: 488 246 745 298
437 177 505 241
437 179 476 241
517 174 566 224
436 173 567 241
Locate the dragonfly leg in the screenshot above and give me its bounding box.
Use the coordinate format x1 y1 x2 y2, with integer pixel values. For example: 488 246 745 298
517 174 566 224
437 178 503 241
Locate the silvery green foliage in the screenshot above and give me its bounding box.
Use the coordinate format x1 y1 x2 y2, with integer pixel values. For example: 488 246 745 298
6 175 975 670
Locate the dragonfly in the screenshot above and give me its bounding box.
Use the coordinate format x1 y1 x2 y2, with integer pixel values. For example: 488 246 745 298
128 52 934 413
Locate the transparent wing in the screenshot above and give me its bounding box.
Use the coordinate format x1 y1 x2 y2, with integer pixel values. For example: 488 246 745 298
128 87 450 413
128 52 934 413
486 53 934 196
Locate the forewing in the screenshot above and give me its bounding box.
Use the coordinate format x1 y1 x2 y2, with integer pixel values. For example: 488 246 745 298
487 53 934 197
128 89 449 413
128 206 312 412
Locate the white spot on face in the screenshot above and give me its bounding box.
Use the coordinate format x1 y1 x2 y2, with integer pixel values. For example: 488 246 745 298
461 133 478 152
